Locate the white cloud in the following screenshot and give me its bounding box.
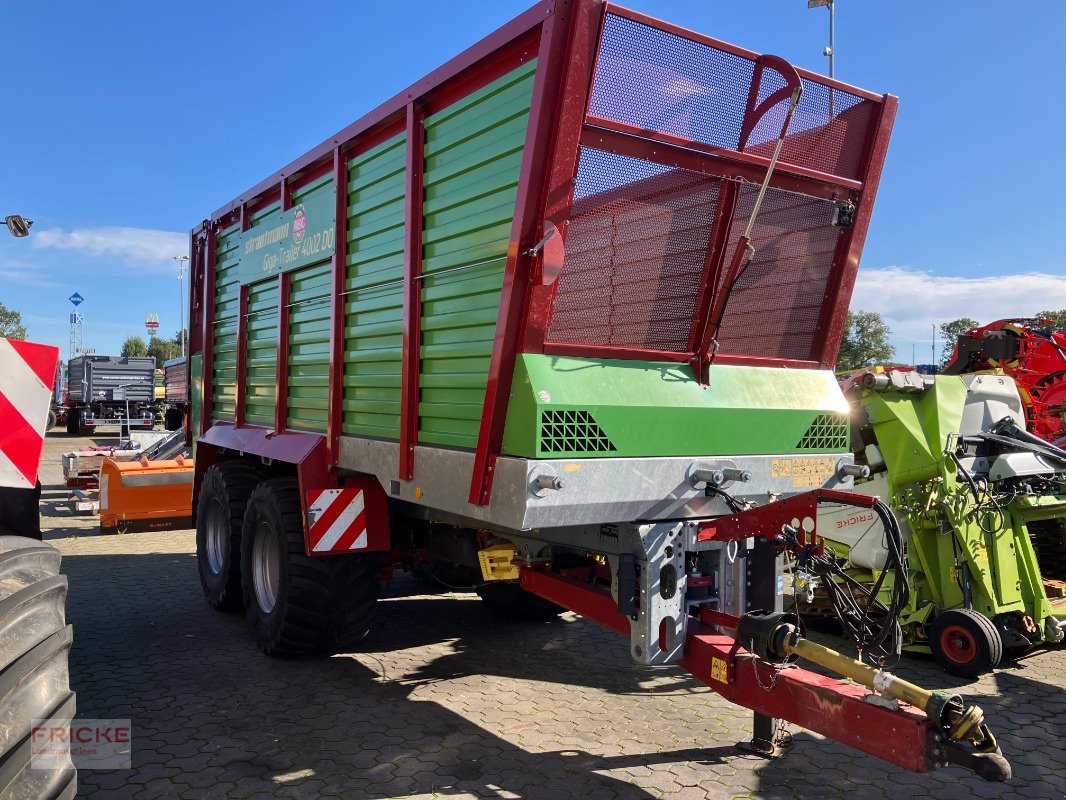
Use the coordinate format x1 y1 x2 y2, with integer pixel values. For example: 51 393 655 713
852 267 1066 344
0 259 65 288
32 226 187 271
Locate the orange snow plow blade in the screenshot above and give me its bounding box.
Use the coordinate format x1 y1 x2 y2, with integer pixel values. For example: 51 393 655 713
99 455 194 533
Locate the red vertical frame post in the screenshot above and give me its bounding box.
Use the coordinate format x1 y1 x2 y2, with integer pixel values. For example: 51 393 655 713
327 147 348 465
689 180 739 378
234 284 250 428
813 95 898 367
521 3 604 353
274 271 291 435
399 102 425 481
468 0 602 505
200 224 218 434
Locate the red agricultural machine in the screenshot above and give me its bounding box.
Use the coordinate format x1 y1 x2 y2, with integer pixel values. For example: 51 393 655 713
943 318 1066 445
184 0 1011 783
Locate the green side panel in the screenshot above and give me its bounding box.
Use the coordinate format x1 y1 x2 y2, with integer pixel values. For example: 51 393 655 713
342 133 406 439
229 178 336 284
190 353 203 456
286 259 331 432
244 279 279 427
501 355 850 458
212 225 241 420
418 60 536 449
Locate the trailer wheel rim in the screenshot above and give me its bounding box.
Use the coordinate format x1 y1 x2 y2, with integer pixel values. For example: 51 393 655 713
252 522 281 614
205 501 228 576
939 624 978 664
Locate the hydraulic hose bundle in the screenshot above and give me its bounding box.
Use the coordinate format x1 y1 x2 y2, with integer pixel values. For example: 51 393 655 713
793 498 910 663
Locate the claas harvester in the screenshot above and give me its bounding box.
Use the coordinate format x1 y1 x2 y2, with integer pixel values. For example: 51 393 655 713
185 0 1010 781
815 369 1066 676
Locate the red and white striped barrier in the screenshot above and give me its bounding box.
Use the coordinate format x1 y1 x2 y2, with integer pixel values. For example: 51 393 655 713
0 338 60 489
306 488 368 553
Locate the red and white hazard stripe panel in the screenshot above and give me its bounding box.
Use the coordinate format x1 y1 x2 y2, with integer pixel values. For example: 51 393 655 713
306 488 368 553
0 338 59 489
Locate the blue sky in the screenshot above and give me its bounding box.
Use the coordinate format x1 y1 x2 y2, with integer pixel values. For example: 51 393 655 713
3 1 1065 364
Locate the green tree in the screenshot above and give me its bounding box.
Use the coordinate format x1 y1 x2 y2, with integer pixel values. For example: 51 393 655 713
121 335 149 358
147 336 180 366
0 301 27 340
938 317 978 366
837 310 894 371
1036 309 1066 331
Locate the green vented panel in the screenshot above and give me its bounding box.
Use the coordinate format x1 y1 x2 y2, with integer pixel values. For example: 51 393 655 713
244 278 279 427
286 258 331 432
342 133 406 439
417 60 536 449
796 414 850 450
503 354 851 458
211 225 241 420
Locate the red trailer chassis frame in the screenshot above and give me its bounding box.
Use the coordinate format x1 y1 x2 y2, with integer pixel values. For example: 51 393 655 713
522 567 933 773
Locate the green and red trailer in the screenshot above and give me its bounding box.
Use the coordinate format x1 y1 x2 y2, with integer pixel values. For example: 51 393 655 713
185 0 1010 782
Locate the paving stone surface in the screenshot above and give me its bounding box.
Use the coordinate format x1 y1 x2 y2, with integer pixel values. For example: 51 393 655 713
35 432 1066 799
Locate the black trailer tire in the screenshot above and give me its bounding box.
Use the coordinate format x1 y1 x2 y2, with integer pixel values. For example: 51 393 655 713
195 461 260 611
164 407 184 432
0 537 76 799
65 409 77 436
74 410 91 438
240 478 379 657
929 608 1003 677
47 409 57 431
476 581 565 621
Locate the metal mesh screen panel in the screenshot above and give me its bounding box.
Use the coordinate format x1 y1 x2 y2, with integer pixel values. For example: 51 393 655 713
546 148 720 351
589 13 877 181
714 185 844 361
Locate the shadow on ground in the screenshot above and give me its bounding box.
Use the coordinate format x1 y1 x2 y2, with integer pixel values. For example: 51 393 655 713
56 545 1063 800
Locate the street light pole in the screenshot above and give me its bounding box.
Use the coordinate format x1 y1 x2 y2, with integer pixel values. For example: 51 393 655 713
174 255 190 358
807 0 836 116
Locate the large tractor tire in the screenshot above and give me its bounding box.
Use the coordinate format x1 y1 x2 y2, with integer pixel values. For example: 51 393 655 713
195 461 260 611
0 537 76 799
476 581 565 621
240 478 379 657
929 608 1004 678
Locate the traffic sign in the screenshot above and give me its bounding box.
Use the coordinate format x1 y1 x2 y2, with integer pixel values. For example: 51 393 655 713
68 292 84 307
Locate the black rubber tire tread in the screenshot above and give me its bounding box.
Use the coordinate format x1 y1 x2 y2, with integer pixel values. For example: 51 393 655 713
47 410 57 431
476 581 565 622
0 537 61 597
241 478 379 657
929 608 1004 678
0 575 67 673
0 692 77 800
0 627 75 784
195 461 259 611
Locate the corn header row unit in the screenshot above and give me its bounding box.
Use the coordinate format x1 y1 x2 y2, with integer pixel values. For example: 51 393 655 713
815 369 1066 677
181 0 1010 782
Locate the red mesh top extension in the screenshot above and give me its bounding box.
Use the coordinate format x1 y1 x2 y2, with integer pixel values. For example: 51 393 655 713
543 8 890 367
